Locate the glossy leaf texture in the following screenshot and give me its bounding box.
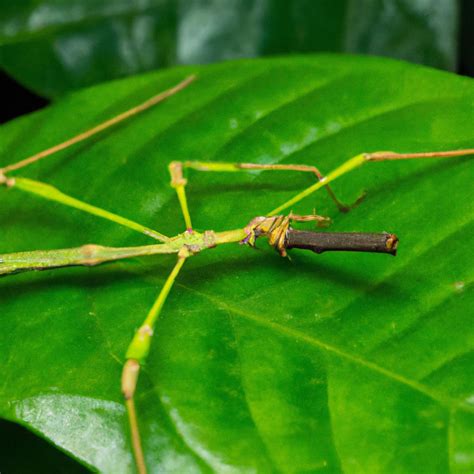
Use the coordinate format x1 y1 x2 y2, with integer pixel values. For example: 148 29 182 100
0 55 473 473
0 0 458 98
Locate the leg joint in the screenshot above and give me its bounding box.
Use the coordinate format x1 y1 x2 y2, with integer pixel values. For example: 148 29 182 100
168 161 187 187
121 359 141 400
0 172 16 187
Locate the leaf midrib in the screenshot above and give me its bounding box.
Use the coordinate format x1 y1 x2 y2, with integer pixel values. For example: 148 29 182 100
177 281 472 414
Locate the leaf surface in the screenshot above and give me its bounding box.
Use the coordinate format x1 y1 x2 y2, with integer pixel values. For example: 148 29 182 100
0 55 473 473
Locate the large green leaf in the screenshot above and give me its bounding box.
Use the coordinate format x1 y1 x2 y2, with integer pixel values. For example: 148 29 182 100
0 0 458 98
0 55 473 473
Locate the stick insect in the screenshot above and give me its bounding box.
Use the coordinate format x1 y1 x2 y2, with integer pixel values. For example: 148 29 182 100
1 75 473 474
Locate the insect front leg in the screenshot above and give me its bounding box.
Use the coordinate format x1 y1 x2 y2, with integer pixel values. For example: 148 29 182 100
289 211 332 227
0 75 196 176
0 75 197 242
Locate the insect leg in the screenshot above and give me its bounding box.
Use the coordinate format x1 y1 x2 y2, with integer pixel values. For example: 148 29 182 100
364 149 474 162
121 253 188 474
182 160 363 212
169 161 193 230
0 77 197 242
267 148 474 216
0 75 196 176
1 176 168 241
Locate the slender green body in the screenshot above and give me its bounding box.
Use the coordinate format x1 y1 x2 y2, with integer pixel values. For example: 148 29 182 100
0 243 172 275
0 228 246 276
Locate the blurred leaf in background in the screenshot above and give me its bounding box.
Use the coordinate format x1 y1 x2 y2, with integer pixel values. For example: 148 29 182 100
0 0 461 99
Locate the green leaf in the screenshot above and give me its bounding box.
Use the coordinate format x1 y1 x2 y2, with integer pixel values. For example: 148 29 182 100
0 55 473 473
0 0 458 98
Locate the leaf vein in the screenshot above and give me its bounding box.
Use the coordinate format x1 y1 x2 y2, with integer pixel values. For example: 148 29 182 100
175 281 474 415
